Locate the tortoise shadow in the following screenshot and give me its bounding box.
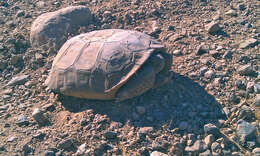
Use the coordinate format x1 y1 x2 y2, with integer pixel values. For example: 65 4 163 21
59 72 226 134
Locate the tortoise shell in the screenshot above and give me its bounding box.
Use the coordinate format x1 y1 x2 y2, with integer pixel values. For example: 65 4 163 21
45 29 171 100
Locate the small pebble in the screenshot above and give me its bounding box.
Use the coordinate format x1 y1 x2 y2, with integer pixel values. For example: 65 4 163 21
150 151 168 156
16 114 29 126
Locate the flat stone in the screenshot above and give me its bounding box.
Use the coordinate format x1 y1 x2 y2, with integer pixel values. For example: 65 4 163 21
16 114 29 126
150 151 168 156
185 140 207 153
138 127 153 134
236 119 256 143
7 136 17 142
205 22 221 34
225 9 237 16
239 38 258 49
172 50 182 56
237 65 255 76
7 75 29 86
30 6 92 49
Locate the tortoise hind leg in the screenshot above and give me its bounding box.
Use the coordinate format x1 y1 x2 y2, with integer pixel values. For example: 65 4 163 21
115 65 156 102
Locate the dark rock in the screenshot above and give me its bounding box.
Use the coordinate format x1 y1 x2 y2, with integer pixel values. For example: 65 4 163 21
204 123 220 137
22 144 33 155
223 50 232 59
236 119 256 143
167 25 174 31
235 80 245 90
238 105 254 121
7 75 29 86
32 108 48 126
32 132 46 140
16 114 29 126
0 60 7 70
80 118 88 126
247 82 255 93
44 150 55 156
16 10 25 17
237 65 255 76
93 142 110 155
57 138 74 150
237 3 246 11
103 131 117 140
0 145 5 151
42 103 56 112
169 142 184 156
205 22 221 34
4 123 10 128
196 44 209 55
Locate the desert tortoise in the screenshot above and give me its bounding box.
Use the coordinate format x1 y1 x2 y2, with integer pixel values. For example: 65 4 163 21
45 29 172 102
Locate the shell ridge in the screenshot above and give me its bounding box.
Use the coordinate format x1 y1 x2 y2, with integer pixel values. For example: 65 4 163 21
69 41 90 69
54 40 78 69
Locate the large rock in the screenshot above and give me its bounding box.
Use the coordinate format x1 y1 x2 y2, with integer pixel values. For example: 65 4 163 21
30 6 92 50
236 119 256 143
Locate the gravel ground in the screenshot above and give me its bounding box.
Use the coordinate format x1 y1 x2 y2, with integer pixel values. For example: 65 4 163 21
0 0 259 155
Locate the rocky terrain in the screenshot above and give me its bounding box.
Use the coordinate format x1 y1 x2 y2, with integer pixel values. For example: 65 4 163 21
0 0 259 155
